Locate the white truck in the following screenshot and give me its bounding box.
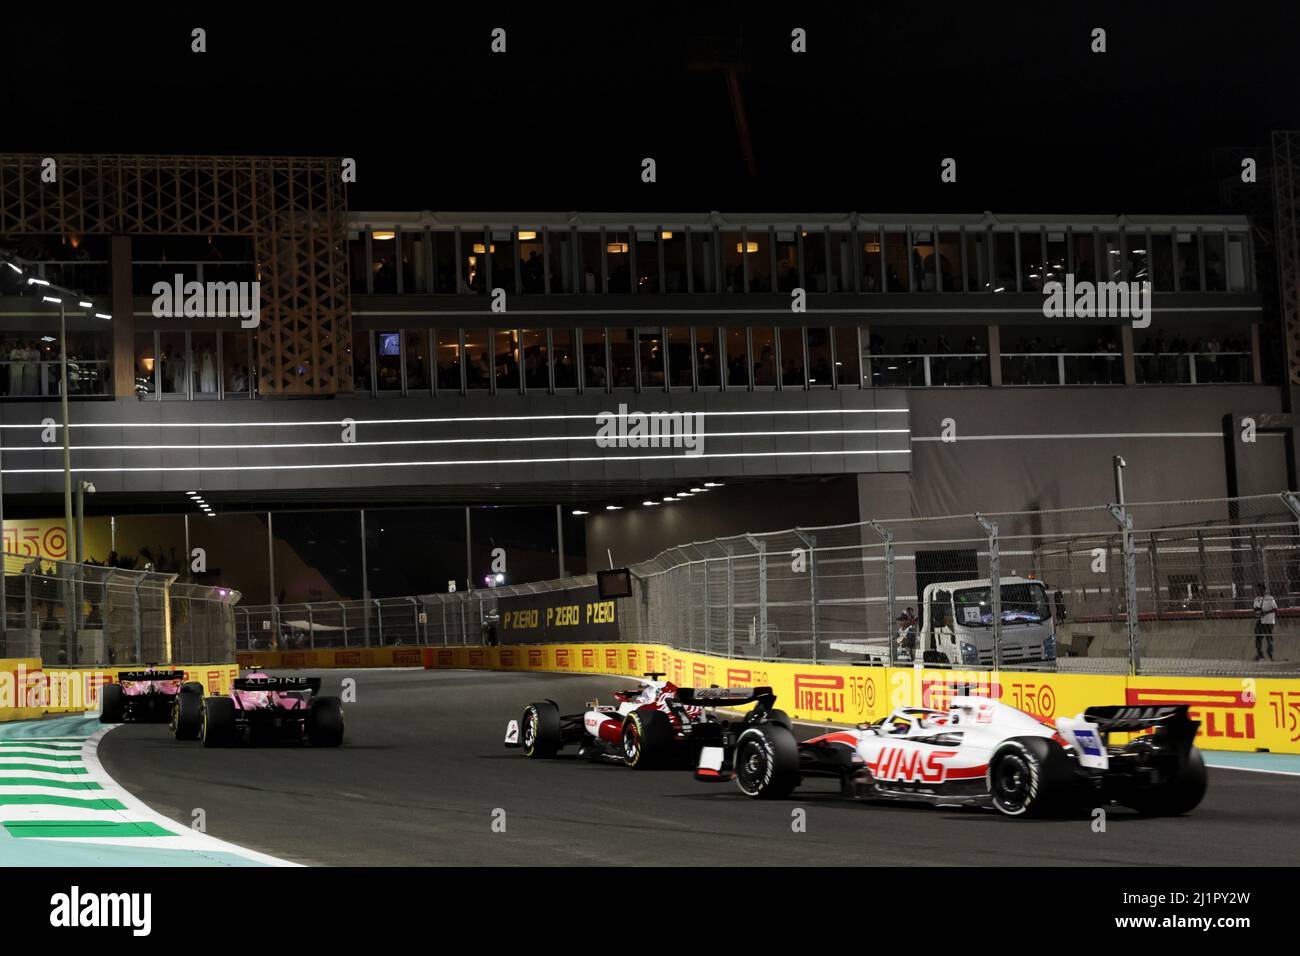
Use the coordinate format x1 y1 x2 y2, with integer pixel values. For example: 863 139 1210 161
909 576 1057 667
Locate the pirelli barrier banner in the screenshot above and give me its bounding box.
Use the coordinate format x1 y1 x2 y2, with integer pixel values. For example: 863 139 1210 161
237 646 428 670
495 586 620 644
0 658 239 722
420 643 1300 756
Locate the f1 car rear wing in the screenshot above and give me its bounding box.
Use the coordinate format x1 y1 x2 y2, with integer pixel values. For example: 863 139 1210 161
1081 705 1199 745
233 676 322 693
675 686 776 711
117 670 186 682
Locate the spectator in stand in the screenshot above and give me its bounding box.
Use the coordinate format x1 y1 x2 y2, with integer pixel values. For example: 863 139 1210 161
1253 583 1278 662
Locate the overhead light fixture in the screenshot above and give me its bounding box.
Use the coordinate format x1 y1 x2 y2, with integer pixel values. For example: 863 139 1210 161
661 231 673 240
472 243 496 254
642 500 659 506
677 492 693 497
689 487 705 493
517 230 537 241
78 300 93 309
27 277 49 286
5 262 21 274
42 296 61 304
40 336 55 343
606 242 628 254
571 509 588 516
703 482 723 488
662 497 676 502
372 231 395 241
736 242 759 253
605 505 623 511
94 312 111 320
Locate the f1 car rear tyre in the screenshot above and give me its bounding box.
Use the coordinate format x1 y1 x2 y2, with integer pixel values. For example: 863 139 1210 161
988 736 1078 817
99 684 125 724
201 697 237 748
180 681 204 697
622 708 673 769
307 696 345 747
767 709 794 732
1130 747 1207 816
733 724 800 799
170 687 202 740
521 702 562 758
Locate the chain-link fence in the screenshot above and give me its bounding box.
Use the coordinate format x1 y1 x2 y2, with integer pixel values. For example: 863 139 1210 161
236 492 1300 677
0 553 240 666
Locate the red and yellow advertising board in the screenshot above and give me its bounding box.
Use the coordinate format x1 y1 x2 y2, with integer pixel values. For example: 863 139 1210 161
0 658 238 721
419 643 1300 755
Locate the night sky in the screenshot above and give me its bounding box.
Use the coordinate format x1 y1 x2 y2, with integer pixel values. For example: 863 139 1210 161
3 3 1297 214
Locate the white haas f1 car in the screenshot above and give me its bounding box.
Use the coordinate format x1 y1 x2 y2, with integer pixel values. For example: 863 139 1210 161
696 696 1207 817
505 674 789 769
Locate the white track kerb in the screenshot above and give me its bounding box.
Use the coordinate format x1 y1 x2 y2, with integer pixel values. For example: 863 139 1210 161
0 715 296 867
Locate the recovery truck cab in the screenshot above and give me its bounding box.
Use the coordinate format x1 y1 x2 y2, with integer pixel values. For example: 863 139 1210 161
915 576 1057 667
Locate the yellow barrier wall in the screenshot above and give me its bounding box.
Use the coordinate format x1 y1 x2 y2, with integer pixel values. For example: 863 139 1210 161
0 659 239 721
418 644 1300 755
237 646 426 670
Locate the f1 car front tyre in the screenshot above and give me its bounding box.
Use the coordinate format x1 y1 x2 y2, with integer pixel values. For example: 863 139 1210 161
99 684 125 724
170 686 203 740
988 736 1078 817
521 702 562 758
733 724 800 799
622 708 673 769
307 696 345 747
201 697 237 748
1129 747 1207 816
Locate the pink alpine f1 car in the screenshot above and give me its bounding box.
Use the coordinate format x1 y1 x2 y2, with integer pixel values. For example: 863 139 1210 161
177 672 344 748
100 668 201 726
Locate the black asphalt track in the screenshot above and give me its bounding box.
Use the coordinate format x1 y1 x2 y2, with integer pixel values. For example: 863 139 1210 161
98 668 1300 866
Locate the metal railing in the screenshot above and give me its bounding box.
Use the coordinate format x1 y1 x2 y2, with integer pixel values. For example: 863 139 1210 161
0 553 240 666
236 492 1300 677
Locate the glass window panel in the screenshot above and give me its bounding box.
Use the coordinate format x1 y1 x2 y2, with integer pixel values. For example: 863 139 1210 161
547 229 574 293
748 229 772 293
221 331 250 395
1150 231 1175 290
191 331 218 395
937 231 961 291
463 329 490 389
401 231 428 293
348 234 368 294
1177 231 1202 291
374 331 402 391
775 230 799 293
578 231 602 294
1100 231 1122 281
491 232 517 295
690 229 716 293
134 332 156 396
860 229 882 292
581 328 607 390
494 329 520 391
803 230 828 293
518 229 544 293
725 327 749 387
371 230 397 293
638 328 664 389
1072 229 1097 281
965 229 989 291
1203 232 1226 291
912 229 936 292
779 328 805 386
752 328 777 386
606 231 631 294
435 329 462 392
1044 230 1068 287
992 230 1016 292
159 330 188 395
662 230 687 293
829 231 853 293
885 230 909 292
432 231 456 293
1126 231 1149 283
695 327 721 388
1019 228 1043 292
635 231 660 294
521 328 548 391
806 328 832 387
1228 234 1248 291
609 328 636 387
461 229 488 295
666 327 692 388
405 330 430 391
722 231 744 293
834 327 858 386
552 329 577 388
351 329 372 393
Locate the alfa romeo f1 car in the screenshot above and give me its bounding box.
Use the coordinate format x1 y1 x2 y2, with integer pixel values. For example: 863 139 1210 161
100 668 202 725
504 673 789 769
696 696 1207 817
180 673 344 748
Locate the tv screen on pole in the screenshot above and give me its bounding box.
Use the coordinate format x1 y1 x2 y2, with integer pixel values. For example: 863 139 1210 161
597 568 634 599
